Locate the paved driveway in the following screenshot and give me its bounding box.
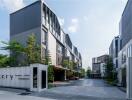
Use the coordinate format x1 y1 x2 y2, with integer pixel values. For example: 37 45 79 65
30 79 126 100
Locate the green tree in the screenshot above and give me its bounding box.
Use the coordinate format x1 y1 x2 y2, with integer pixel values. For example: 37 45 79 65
86 67 91 77
25 34 41 64
69 60 74 70
105 57 116 82
80 68 85 78
48 65 54 82
43 51 52 65
44 52 54 83
62 59 69 68
0 54 9 67
1 41 25 66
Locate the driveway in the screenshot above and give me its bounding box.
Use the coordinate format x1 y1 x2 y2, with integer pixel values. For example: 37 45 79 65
30 79 126 100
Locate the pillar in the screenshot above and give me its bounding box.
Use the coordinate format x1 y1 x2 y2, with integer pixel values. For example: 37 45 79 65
127 57 132 100
64 70 67 81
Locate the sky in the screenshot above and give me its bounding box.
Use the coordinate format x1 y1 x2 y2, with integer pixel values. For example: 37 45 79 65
0 0 128 70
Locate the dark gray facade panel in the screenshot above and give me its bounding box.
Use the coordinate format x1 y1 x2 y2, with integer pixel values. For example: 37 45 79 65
65 34 72 49
121 0 132 48
10 27 41 46
10 1 41 36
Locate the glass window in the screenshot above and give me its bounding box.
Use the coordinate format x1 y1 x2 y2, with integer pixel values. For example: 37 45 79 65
42 12 46 25
42 47 46 60
42 29 47 45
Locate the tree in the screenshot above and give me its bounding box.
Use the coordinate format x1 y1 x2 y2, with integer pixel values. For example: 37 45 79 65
86 67 91 77
25 34 41 64
1 41 25 66
48 65 54 82
62 59 69 68
43 51 52 65
80 68 85 78
105 57 116 82
0 54 9 67
69 60 74 70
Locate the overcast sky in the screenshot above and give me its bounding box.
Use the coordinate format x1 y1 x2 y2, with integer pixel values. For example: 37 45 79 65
0 0 128 69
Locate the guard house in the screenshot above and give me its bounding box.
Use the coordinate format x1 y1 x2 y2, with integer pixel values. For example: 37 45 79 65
0 64 48 92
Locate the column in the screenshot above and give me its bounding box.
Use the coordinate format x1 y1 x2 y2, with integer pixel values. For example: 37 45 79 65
127 57 132 100
64 70 67 81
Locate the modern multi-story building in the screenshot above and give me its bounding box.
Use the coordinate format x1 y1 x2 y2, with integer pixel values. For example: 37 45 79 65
92 55 109 78
10 0 82 81
117 0 132 87
109 36 120 70
119 0 132 50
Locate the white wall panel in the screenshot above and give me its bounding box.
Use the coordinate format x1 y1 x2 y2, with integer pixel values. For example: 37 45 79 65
48 32 56 65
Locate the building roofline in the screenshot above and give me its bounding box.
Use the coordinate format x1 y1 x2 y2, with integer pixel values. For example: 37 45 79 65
10 0 82 57
121 0 129 17
10 0 41 15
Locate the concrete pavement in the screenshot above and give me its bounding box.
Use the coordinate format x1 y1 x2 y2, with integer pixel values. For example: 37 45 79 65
0 79 126 100
30 79 126 100
0 94 56 100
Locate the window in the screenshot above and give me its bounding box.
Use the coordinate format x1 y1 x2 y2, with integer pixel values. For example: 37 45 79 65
42 29 47 45
130 45 132 57
42 13 46 25
57 43 62 54
122 51 126 64
42 47 46 60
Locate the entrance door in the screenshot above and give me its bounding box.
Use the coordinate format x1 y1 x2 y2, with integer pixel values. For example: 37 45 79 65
33 67 37 88
41 71 46 88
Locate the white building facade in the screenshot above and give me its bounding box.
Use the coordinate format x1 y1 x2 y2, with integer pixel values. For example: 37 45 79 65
10 0 82 81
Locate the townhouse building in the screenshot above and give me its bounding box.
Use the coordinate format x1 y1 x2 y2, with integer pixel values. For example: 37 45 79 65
10 0 82 81
109 36 120 70
109 0 132 88
92 55 109 78
117 0 132 87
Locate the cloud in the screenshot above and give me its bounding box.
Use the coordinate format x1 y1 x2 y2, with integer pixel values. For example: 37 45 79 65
0 0 25 13
68 18 79 33
58 17 65 26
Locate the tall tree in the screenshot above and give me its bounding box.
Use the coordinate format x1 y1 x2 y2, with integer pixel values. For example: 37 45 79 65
105 57 116 82
25 34 41 64
62 59 69 68
80 68 85 78
0 54 9 67
86 67 91 77
1 41 25 66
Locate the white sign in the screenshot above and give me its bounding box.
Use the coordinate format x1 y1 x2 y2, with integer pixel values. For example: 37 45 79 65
0 64 48 92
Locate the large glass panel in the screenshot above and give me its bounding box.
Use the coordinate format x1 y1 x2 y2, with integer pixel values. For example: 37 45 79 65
130 45 132 57
33 67 37 88
41 71 46 88
42 47 46 60
42 12 45 26
42 29 47 45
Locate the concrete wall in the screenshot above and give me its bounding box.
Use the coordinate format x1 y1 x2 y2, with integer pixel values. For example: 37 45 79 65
0 64 48 91
0 67 31 89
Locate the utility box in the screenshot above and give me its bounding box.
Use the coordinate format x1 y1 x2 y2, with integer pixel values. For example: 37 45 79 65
0 64 48 92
